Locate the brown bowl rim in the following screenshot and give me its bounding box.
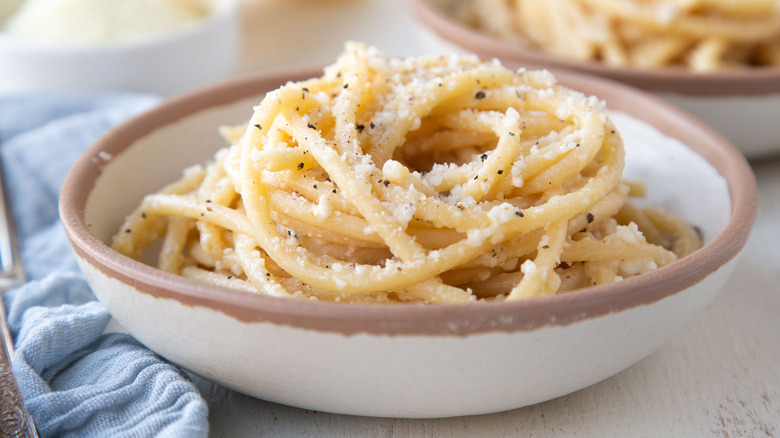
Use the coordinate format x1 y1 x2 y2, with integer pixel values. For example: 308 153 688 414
59 67 757 336
409 0 780 96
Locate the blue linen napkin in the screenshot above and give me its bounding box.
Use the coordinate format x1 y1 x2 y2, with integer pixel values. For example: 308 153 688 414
0 94 210 438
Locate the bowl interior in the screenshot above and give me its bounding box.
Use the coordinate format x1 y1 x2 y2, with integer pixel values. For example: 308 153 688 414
86 92 264 244
611 111 729 242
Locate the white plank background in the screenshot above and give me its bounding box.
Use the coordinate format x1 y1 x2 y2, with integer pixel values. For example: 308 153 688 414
202 1 780 436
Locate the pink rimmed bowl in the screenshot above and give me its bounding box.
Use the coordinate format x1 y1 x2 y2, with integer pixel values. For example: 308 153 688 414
410 0 780 159
59 67 756 418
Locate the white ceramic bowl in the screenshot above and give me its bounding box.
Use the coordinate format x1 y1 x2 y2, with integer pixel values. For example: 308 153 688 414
410 0 780 159
0 0 240 96
59 68 757 418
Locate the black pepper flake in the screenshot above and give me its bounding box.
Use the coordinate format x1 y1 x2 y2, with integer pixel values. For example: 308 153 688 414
473 175 479 180
542 245 550 249
227 275 233 279
313 184 318 189
298 162 305 170
254 124 262 130
515 211 524 217
295 106 299 112
266 273 271 277
497 170 503 175
332 189 337 193
326 177 331 182
508 132 515 137
356 124 365 133
474 91 486 99
480 153 488 161
141 212 147 219
383 180 390 187
370 122 375 129
694 225 704 241
307 123 316 130
610 130 615 134
302 87 309 92
206 199 212 203
397 267 402 271
587 212 594 223
343 83 349 89
125 228 132 233
287 230 292 236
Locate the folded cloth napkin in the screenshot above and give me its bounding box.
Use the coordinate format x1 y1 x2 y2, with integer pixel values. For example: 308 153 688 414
0 94 209 438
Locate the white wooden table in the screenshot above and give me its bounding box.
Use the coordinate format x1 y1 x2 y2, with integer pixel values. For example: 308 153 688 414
203 1 780 436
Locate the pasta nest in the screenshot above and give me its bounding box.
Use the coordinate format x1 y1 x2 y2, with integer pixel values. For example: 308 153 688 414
112 42 700 303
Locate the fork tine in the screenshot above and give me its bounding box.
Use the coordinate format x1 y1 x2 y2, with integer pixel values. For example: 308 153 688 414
0 160 24 283
0 153 38 437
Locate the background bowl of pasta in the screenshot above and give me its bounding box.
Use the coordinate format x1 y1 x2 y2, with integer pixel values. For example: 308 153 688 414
59 47 756 418
410 0 780 158
0 0 240 96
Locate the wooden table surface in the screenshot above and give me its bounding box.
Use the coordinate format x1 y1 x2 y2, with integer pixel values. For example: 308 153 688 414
203 1 780 436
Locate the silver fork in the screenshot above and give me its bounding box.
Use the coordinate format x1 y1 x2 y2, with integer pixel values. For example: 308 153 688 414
0 159 38 437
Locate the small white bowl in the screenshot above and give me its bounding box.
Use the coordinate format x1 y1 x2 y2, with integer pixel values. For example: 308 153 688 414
0 0 240 96
60 68 757 418
410 0 780 159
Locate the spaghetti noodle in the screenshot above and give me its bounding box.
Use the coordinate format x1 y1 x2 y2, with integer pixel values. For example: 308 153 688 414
112 42 701 303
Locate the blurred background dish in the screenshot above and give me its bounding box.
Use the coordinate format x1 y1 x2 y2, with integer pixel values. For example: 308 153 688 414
409 0 780 158
0 0 240 96
450 0 780 72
